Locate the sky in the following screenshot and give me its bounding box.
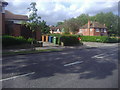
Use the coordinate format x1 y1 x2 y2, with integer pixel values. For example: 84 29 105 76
5 0 119 25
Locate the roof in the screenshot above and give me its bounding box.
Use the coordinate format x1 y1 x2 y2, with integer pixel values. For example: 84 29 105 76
80 21 107 29
5 10 28 20
50 25 63 31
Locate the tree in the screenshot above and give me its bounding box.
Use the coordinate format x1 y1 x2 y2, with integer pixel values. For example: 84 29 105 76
22 2 42 50
56 22 64 26
41 20 50 34
61 18 80 34
76 14 89 26
23 2 41 40
94 12 118 36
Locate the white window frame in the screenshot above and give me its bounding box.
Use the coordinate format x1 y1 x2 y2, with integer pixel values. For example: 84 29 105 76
79 29 82 33
90 29 93 32
104 29 106 32
96 29 99 32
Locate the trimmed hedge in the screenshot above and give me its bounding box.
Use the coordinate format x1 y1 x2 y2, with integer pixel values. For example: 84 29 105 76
48 34 82 46
2 35 35 47
60 35 80 46
80 36 118 43
48 34 119 45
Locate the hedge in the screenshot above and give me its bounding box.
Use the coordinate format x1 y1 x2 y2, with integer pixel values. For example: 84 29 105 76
60 35 81 46
2 35 35 47
48 34 82 46
80 36 118 43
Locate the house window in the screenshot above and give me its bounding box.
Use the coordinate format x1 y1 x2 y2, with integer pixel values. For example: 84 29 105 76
57 29 60 32
104 29 106 32
96 29 99 32
90 29 92 32
79 29 82 33
101 29 104 32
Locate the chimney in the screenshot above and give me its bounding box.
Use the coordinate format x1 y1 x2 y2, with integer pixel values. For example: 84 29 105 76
93 21 95 27
104 24 106 27
88 20 90 29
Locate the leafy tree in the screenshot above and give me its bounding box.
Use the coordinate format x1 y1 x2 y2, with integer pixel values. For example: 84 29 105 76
56 22 64 26
76 14 89 26
67 18 80 34
41 20 50 34
22 2 41 39
94 12 118 36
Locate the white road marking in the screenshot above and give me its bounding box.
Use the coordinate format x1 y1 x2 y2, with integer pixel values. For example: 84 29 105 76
92 54 105 59
64 61 83 66
0 72 35 82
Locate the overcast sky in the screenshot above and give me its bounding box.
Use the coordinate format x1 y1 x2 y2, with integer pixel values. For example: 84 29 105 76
5 0 119 25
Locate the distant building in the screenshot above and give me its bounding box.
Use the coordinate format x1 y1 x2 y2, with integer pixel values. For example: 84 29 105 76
78 20 108 36
49 25 63 34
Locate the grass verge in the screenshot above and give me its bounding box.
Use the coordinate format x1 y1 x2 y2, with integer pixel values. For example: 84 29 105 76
2 49 63 56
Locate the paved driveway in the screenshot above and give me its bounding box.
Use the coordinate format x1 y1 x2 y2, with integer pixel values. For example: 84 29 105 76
2 43 118 88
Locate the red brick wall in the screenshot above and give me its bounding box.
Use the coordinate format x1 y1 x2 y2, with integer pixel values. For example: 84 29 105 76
12 24 21 36
81 29 90 36
35 30 41 41
94 29 100 36
79 28 108 36
90 28 94 36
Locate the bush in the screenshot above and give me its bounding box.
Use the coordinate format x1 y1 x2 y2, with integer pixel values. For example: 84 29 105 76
106 37 118 43
48 34 82 46
27 38 37 44
80 36 118 43
60 35 81 46
2 35 34 47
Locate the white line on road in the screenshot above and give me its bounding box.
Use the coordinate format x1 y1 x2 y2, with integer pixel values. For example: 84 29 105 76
64 61 83 66
0 72 35 82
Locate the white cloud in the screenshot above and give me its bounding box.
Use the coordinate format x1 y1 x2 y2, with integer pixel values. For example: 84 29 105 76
5 0 119 25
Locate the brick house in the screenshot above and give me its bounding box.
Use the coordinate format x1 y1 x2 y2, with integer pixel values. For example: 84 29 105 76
78 20 108 36
0 0 41 40
4 10 28 36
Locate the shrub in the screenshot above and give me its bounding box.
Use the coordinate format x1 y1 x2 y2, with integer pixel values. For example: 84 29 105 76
48 34 82 46
105 37 118 43
60 35 81 46
27 38 37 44
2 35 31 47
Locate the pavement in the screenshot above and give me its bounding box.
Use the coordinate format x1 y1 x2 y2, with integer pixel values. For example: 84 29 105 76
2 42 85 53
1 42 119 88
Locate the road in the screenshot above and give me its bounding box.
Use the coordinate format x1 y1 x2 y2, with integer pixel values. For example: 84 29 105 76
2 43 118 88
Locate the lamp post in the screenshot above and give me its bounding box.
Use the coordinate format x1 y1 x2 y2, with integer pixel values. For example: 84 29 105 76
0 0 8 35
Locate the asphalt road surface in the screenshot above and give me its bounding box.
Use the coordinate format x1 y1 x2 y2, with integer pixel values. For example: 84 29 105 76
2 43 118 88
